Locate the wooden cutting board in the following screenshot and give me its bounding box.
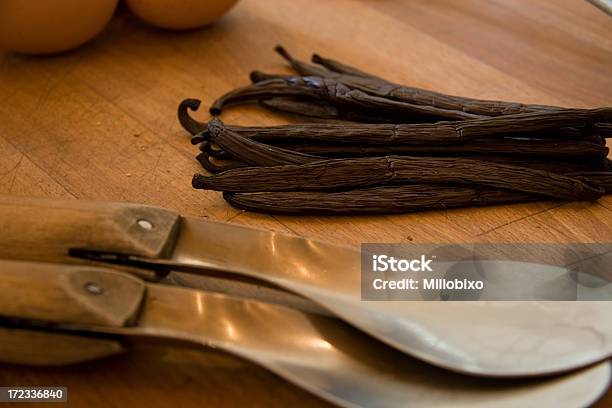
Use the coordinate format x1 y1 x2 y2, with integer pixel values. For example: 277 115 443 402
0 0 610 406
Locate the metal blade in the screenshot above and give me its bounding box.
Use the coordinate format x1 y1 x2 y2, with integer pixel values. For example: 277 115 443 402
98 284 612 408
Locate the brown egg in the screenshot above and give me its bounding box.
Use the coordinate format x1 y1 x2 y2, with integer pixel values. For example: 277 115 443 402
0 0 119 55
126 0 239 30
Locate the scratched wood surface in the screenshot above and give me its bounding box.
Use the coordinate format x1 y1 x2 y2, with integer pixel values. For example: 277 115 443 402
0 0 611 406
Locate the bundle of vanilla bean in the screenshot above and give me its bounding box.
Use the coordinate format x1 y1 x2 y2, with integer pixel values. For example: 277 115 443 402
179 46 612 214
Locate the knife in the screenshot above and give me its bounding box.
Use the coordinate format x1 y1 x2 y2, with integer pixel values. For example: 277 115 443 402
1 259 610 408
1 195 612 378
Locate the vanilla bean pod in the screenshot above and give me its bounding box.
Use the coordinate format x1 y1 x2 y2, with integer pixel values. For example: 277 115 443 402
196 148 249 174
259 97 345 120
194 118 606 146
310 53 377 78
197 141 612 174
197 141 610 177
178 99 208 135
206 118 318 166
478 158 612 175
259 97 420 123
210 77 482 121
570 172 612 193
192 156 604 200
194 126 607 159
199 138 608 160
273 139 609 159
277 45 373 78
223 185 541 215
199 147 612 179
274 45 564 117
595 122 612 138
200 142 230 159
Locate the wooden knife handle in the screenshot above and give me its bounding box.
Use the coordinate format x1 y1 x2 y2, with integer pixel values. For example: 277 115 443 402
0 260 146 327
0 195 181 264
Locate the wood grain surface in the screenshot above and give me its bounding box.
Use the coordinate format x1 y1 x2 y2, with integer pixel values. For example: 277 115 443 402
0 0 610 406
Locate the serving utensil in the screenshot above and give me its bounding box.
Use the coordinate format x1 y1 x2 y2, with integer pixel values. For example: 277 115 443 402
1 260 610 408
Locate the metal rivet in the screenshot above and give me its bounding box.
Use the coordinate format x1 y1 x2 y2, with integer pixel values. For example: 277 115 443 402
137 219 154 230
84 282 104 295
